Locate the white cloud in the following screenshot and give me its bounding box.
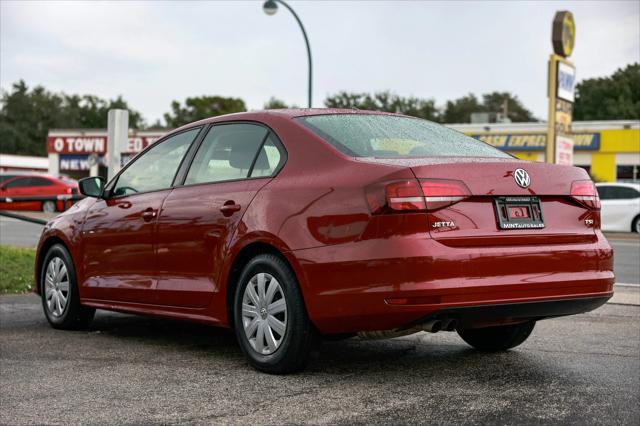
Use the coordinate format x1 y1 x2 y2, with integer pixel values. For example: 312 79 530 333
1 0 638 123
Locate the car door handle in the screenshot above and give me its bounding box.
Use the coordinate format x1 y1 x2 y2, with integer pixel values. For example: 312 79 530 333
141 208 157 222
220 201 241 217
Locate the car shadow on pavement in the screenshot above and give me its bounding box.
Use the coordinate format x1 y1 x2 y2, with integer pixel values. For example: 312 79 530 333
87 311 240 355
86 310 540 377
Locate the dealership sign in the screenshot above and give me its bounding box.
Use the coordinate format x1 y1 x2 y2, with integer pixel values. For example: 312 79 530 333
557 62 576 102
60 154 107 171
471 132 599 151
47 133 164 154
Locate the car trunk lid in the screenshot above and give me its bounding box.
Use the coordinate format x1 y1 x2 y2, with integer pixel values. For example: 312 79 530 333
357 156 598 246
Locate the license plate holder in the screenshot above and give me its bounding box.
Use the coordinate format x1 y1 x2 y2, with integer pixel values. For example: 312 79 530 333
494 196 545 230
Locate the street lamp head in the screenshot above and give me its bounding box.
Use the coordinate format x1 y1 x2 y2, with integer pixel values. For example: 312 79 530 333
263 0 278 16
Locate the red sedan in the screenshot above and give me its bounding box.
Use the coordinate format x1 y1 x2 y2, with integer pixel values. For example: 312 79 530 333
0 173 78 213
35 109 613 373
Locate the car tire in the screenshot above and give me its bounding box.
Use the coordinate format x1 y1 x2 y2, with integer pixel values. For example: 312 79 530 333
456 321 535 351
41 244 95 330
632 215 640 233
233 253 317 374
42 201 56 213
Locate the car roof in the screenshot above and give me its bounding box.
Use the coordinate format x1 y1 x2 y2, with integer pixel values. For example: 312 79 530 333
1 172 55 178
596 182 640 190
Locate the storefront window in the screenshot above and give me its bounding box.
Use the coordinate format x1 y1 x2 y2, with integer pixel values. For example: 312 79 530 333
617 165 638 181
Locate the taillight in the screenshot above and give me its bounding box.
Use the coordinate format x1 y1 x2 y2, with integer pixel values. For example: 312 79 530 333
366 178 470 214
420 179 471 211
570 180 600 210
386 180 426 211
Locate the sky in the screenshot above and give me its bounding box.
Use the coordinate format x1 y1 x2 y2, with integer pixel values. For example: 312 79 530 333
1 0 639 124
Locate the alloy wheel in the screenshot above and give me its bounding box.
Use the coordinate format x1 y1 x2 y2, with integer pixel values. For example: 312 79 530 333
241 272 288 355
44 257 69 317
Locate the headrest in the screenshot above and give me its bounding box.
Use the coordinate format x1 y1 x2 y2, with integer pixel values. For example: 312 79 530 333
229 141 257 169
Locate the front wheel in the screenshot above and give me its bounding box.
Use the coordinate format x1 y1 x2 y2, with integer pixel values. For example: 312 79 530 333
457 321 535 351
632 215 640 233
41 244 95 329
233 254 316 374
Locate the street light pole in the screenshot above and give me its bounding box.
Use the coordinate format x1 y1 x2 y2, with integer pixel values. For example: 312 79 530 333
263 0 312 108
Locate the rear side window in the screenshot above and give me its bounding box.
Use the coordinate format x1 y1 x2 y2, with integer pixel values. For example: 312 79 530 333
251 134 283 178
4 177 31 188
185 123 279 185
298 114 510 158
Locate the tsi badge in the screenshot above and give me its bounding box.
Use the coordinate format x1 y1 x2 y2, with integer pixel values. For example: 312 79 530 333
585 219 594 226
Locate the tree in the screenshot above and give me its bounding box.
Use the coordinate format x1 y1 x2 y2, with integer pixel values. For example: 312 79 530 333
442 92 535 123
324 91 440 121
0 80 144 156
481 92 536 122
574 63 640 120
264 97 296 109
163 96 246 128
442 94 484 124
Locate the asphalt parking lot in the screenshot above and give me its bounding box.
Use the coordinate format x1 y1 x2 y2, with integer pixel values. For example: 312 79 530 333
1 293 639 425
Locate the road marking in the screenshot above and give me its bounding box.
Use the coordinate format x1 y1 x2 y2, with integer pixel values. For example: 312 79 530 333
615 283 640 288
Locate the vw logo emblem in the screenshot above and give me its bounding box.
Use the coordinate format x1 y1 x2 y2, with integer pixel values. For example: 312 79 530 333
514 168 531 188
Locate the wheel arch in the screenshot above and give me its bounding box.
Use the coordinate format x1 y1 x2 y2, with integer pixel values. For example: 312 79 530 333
632 213 640 233
35 236 69 294
223 240 307 329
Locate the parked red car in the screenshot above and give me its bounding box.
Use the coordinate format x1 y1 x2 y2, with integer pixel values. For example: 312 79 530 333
35 109 614 373
0 173 78 212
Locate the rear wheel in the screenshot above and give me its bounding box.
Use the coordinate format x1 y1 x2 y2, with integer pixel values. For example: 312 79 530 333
632 215 640 233
233 254 316 374
42 201 56 213
41 244 95 329
457 321 535 351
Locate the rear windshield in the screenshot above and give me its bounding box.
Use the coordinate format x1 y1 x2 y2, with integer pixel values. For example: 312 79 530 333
297 114 511 158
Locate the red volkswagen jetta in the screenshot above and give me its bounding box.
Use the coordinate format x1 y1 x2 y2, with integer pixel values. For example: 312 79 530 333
35 109 613 373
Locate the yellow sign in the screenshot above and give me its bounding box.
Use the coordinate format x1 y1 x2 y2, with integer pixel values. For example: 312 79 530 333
552 11 575 58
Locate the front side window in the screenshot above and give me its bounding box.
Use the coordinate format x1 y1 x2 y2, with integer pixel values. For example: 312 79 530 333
598 186 640 200
112 128 199 196
611 186 640 199
298 114 511 158
185 123 273 185
29 177 53 187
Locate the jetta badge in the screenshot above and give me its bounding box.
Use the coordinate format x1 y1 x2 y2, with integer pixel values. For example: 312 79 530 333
514 168 531 188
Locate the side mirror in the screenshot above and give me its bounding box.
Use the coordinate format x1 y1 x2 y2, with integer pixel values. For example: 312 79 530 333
78 176 105 198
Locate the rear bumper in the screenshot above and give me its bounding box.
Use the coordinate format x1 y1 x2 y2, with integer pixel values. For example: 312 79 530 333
294 231 614 334
412 296 611 329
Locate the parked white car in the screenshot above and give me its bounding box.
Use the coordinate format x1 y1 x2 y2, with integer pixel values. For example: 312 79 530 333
596 182 640 233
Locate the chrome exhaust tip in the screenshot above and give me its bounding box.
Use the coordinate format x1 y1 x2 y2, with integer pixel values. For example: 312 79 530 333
422 320 442 333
